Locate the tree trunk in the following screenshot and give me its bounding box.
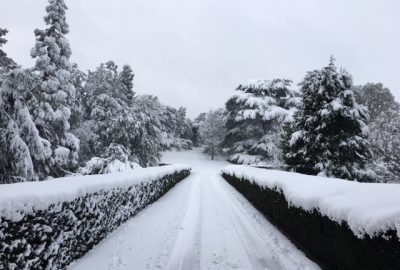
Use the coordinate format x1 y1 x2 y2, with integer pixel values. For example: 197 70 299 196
211 144 215 160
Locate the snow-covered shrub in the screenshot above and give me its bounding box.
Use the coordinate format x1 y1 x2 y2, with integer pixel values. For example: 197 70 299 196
222 165 400 270
79 144 141 175
282 57 374 181
224 78 298 165
0 69 52 183
0 165 191 270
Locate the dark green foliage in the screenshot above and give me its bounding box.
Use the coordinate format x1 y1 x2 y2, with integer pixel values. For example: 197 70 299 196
282 58 373 181
0 169 190 270
222 173 400 270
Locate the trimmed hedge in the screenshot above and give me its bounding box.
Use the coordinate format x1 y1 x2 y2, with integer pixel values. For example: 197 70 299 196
0 169 190 270
222 173 400 270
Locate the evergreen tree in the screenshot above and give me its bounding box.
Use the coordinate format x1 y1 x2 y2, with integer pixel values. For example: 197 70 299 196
0 28 17 84
224 78 299 165
369 108 400 182
69 63 87 129
199 109 226 160
75 63 165 170
0 69 51 183
282 57 374 181
30 0 79 177
120 64 134 95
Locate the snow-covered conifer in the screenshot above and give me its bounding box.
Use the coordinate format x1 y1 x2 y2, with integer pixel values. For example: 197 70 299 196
30 0 79 177
120 64 135 95
75 63 164 170
224 78 298 165
69 63 87 129
199 109 226 160
0 28 17 84
282 57 374 181
0 28 17 70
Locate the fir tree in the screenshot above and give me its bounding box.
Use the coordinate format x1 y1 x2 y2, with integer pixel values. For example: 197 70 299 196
224 78 299 165
0 28 17 70
0 28 17 84
199 109 226 160
30 0 79 177
120 64 134 95
282 57 374 181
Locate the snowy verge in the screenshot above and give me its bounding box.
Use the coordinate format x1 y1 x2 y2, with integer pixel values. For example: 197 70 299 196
0 165 191 270
221 165 400 239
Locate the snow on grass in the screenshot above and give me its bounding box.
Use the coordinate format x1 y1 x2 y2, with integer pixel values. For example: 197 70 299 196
221 165 400 239
0 164 190 221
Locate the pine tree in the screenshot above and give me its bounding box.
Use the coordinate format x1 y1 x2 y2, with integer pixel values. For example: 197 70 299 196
282 57 374 181
119 64 134 95
30 0 79 177
224 78 299 165
0 69 51 183
0 28 17 84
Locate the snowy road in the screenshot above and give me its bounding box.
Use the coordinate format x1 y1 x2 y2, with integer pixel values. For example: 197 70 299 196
68 149 319 270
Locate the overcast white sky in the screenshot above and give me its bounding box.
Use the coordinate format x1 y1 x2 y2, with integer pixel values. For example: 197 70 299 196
1 0 399 117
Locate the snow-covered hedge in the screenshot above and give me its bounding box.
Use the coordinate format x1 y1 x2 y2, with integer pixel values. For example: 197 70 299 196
221 165 400 270
0 165 191 270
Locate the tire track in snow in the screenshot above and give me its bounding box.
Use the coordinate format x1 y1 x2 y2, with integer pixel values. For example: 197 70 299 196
212 173 320 270
68 149 319 270
165 174 201 270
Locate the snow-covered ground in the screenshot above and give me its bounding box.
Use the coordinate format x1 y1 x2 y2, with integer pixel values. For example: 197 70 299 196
68 148 319 270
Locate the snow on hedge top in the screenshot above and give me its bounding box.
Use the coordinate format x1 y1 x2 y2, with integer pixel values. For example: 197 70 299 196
221 165 400 239
0 164 190 221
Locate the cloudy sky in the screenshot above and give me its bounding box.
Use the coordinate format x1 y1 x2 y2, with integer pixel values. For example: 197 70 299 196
1 0 399 117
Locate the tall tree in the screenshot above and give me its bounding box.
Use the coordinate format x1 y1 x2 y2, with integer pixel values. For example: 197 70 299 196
75 63 162 171
119 64 134 95
199 109 226 160
0 28 17 84
369 108 400 182
30 0 79 177
224 78 299 165
354 83 398 121
282 57 374 181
